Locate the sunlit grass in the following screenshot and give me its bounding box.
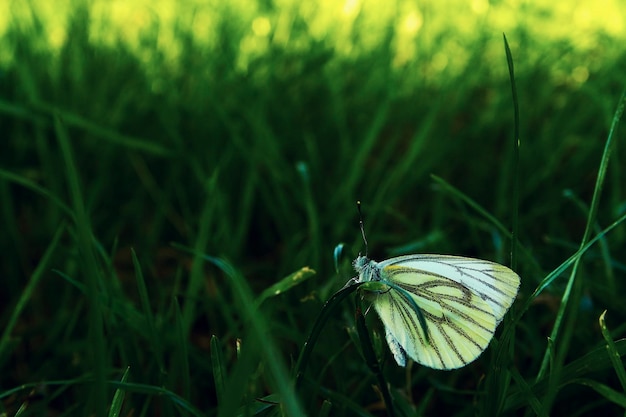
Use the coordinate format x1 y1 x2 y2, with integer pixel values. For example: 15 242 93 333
3 0 625 75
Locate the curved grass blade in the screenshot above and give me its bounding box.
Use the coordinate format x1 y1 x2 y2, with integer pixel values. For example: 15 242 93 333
355 298 395 417
55 115 107 416
172 297 190 401
318 399 333 417
430 174 542 276
569 378 626 408
108 367 130 417
306 381 378 417
201 255 305 416
503 32 520 272
0 223 65 366
559 339 626 382
297 161 322 268
536 90 626 389
0 377 205 417
480 318 517 417
294 280 364 388
516 209 626 319
487 50 521 410
508 367 548 417
505 339 626 411
39 100 172 156
108 381 205 416
599 311 626 393
255 266 316 307
131 250 164 375
0 168 73 218
563 190 617 294
211 335 226 407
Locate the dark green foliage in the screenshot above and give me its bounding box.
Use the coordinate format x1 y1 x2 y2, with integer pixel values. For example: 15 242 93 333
1 2 626 416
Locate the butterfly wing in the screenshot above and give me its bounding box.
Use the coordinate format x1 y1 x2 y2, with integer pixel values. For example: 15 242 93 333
381 255 520 324
371 265 499 369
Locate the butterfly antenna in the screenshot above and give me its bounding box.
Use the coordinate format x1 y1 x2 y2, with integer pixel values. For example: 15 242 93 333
357 201 368 256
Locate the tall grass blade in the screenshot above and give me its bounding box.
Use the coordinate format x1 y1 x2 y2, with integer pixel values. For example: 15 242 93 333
172 297 191 401
0 168 73 217
131 249 165 375
210 335 226 407
203 255 306 416
563 190 617 294
55 115 108 417
0 223 65 366
526 210 626 306
570 379 626 408
181 172 218 338
108 367 130 417
478 36 521 417
536 90 626 395
431 174 542 274
503 33 520 271
107 381 204 417
505 340 626 413
355 298 395 417
37 101 172 156
295 281 364 389
599 311 626 393
508 367 548 417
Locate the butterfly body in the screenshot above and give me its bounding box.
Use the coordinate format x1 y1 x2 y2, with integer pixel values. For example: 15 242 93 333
353 254 520 369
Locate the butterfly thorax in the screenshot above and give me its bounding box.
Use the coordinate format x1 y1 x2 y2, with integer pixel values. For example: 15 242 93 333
353 255 382 283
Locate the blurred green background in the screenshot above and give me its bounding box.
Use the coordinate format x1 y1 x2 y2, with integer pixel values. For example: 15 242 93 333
1 0 626 416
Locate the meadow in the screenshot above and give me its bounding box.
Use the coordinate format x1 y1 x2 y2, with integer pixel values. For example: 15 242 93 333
1 1 626 416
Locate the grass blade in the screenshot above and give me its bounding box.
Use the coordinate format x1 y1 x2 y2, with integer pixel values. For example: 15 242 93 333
478 37 521 417
503 33 520 271
181 172 218 339
355 299 395 417
599 311 626 393
0 223 65 366
430 174 542 275
172 297 191 401
0 168 73 217
536 90 626 390
37 100 173 156
131 249 165 376
570 379 626 408
526 210 626 305
294 281 364 389
203 255 306 416
508 367 548 417
506 339 626 411
255 266 316 307
211 335 226 407
55 115 108 416
108 367 130 417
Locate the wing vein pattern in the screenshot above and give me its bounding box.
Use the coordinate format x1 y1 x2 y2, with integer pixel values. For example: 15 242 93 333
355 254 520 369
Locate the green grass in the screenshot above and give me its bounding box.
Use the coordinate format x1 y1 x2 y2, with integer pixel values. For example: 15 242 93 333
2 1 626 416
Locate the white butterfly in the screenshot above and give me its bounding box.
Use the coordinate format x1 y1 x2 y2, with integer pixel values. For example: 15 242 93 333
353 254 520 369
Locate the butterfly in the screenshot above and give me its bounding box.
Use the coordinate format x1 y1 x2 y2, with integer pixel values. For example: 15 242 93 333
353 253 520 369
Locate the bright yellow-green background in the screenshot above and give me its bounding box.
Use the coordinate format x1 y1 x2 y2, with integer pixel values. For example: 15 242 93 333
4 0 625 78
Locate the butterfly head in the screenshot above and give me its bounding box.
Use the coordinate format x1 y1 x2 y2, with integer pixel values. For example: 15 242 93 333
353 255 380 283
